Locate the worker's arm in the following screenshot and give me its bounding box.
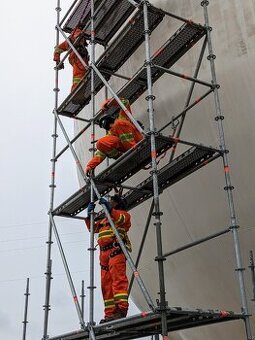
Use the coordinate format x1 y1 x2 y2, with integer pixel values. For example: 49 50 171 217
53 41 69 62
111 209 131 232
85 149 106 175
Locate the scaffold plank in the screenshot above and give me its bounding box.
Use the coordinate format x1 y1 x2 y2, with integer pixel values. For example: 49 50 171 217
48 307 243 340
63 0 103 33
95 21 207 121
94 146 221 220
52 135 173 216
57 5 165 117
64 0 138 44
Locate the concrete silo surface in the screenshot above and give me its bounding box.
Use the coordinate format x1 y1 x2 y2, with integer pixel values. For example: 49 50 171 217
73 1 255 339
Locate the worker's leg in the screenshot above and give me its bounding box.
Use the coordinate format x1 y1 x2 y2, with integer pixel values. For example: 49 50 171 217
100 250 116 318
96 135 122 159
109 253 129 317
71 59 86 91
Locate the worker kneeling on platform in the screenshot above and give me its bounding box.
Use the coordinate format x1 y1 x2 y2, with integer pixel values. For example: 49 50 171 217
85 98 143 175
85 195 132 323
53 23 89 92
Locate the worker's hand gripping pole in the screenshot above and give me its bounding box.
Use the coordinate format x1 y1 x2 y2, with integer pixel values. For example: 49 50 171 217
89 177 155 311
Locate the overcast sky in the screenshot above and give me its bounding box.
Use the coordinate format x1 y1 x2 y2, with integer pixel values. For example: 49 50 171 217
0 1 143 339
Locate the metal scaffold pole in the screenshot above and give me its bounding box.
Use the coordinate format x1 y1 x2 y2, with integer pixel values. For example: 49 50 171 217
201 1 252 339
22 278 30 340
42 1 60 338
88 0 96 331
249 251 255 312
80 280 86 322
142 1 168 338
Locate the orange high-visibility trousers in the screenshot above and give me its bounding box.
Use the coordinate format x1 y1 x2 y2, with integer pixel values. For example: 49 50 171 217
100 250 129 318
70 57 87 91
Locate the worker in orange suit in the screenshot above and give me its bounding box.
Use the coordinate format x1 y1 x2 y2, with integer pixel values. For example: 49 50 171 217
85 98 143 175
85 195 132 323
53 24 89 91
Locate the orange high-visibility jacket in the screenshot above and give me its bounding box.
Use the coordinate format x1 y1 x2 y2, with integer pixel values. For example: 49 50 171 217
85 208 131 248
54 27 88 65
86 99 143 172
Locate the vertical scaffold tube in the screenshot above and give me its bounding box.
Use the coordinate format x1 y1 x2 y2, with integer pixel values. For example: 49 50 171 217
249 251 255 313
202 1 252 339
42 1 60 338
89 0 96 330
22 278 30 340
80 280 86 322
142 1 168 338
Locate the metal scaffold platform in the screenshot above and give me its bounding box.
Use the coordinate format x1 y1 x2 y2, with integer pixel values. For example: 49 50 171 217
58 3 164 117
48 308 244 340
43 0 254 339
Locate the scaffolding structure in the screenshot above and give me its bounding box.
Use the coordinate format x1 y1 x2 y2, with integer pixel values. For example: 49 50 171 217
43 0 253 339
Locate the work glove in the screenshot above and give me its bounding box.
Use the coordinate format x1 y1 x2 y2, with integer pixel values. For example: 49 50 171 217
99 197 112 213
85 166 92 177
57 62 64 70
87 202 95 215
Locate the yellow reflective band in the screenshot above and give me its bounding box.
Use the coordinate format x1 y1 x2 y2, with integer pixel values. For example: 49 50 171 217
73 77 82 84
98 230 114 239
114 293 128 301
107 148 119 158
95 150 106 159
120 133 134 142
116 214 125 225
54 47 65 53
104 300 115 308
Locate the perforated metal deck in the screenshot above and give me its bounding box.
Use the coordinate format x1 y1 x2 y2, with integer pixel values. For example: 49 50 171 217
48 307 243 340
63 0 102 33
52 135 173 216
57 5 164 118
94 146 221 220
95 21 207 121
63 0 137 43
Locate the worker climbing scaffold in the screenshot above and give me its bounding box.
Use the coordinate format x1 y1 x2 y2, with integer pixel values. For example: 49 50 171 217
85 194 132 323
53 23 89 91
86 98 144 175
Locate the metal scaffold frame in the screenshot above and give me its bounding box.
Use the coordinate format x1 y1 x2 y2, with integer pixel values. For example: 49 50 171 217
43 0 253 339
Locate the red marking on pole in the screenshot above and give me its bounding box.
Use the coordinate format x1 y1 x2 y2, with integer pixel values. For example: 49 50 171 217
134 271 139 277
187 19 193 25
203 160 209 165
151 150 157 158
141 311 148 317
195 97 201 103
129 18 135 25
219 310 230 318
172 137 180 143
76 160 80 165
51 172 55 177
73 295 78 302
90 134 95 140
91 30 95 37
224 166 230 173
154 48 163 57
181 74 188 79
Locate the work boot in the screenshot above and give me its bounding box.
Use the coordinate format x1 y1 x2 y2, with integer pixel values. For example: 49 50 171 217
114 308 127 320
99 310 127 324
